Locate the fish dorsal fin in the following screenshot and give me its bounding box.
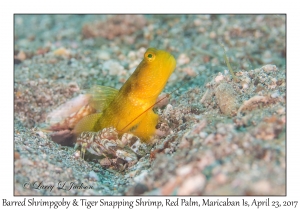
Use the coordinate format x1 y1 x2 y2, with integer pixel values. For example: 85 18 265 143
88 85 119 112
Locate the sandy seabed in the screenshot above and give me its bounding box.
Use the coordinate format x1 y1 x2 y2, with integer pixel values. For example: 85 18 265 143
14 14 286 195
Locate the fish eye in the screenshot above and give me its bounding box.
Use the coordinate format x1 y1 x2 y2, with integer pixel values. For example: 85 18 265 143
145 52 155 62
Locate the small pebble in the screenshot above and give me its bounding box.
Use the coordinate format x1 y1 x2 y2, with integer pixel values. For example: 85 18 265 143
271 90 280 98
176 164 193 177
98 50 111 60
133 183 149 195
133 170 148 183
214 74 224 83
178 174 206 195
103 60 125 76
88 171 99 181
177 54 190 66
14 152 20 160
262 64 277 73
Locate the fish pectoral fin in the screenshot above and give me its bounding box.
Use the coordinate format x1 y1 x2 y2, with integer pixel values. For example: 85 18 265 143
73 113 102 135
88 85 119 112
132 110 159 143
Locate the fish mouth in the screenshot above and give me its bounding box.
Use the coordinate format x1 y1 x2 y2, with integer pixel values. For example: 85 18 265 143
166 54 176 73
159 51 175 69
154 53 176 93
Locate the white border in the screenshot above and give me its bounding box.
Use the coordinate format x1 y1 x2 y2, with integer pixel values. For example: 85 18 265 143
2 1 297 209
